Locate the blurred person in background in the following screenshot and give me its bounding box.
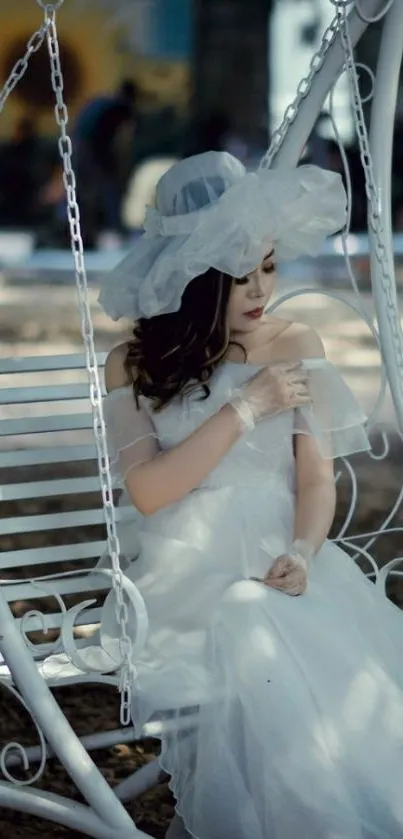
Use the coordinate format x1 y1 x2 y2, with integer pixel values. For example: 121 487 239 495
0 116 41 227
72 79 139 243
37 161 71 248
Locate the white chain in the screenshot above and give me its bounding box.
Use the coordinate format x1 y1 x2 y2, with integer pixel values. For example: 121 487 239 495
39 2 135 724
0 24 50 113
259 11 343 170
0 0 135 726
337 3 403 385
0 8 137 725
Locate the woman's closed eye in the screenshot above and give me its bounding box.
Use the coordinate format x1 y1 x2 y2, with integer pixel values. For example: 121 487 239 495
235 263 276 286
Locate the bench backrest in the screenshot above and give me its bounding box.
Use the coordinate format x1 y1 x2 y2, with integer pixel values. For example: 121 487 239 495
0 353 129 658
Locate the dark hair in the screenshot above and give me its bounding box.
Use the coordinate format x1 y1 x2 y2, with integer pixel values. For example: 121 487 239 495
125 268 243 410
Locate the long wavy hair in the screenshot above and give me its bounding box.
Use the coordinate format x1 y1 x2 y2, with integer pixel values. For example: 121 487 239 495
125 268 244 410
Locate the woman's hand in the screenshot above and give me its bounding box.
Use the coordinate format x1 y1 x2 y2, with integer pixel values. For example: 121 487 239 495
263 551 308 596
229 362 311 431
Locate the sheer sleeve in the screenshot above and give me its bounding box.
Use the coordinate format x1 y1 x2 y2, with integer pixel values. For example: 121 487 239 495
294 359 371 459
103 386 159 486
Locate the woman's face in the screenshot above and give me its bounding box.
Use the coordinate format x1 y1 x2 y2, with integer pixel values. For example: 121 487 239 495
227 249 276 335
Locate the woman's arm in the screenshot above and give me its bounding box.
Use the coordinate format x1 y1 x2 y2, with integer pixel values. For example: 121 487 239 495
264 329 336 594
286 325 336 550
293 432 336 552
127 405 241 515
105 344 242 516
105 341 312 517
292 329 336 550
264 434 336 595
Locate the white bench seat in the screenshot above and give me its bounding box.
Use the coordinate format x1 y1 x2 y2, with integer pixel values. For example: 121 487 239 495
0 352 158 837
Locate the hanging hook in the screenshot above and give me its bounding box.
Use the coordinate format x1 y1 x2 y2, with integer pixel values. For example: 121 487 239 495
36 0 64 9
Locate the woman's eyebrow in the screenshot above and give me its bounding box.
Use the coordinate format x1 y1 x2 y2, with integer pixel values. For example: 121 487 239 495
263 249 274 261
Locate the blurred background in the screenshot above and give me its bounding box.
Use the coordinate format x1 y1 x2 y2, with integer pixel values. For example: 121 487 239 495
0 0 403 244
0 0 402 422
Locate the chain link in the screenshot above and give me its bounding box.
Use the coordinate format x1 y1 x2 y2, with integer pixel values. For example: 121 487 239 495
40 6 135 724
259 12 342 170
0 25 50 114
337 4 403 392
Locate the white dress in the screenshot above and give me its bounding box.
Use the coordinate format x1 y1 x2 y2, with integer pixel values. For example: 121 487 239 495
102 358 403 839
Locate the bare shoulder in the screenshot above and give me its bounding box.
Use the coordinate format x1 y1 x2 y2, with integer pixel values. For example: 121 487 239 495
104 342 131 392
280 320 325 361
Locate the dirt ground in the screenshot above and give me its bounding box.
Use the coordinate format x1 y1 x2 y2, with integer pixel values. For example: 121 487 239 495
0 684 172 839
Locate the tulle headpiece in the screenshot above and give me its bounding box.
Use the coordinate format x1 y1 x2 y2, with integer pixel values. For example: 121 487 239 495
98 151 347 321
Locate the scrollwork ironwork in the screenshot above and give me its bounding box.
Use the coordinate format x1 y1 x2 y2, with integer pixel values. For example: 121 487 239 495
0 681 47 785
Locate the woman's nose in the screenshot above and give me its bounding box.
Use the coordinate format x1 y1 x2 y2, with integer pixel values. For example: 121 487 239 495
247 272 265 298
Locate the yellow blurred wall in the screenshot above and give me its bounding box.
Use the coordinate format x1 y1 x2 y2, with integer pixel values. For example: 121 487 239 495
0 1 122 137
0 1 190 139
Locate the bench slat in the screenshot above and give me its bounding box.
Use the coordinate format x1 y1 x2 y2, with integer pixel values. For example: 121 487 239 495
0 413 93 436
0 353 119 666
0 540 107 569
3 572 110 603
0 354 106 375
0 444 97 468
0 475 101 501
0 384 92 405
0 507 108 535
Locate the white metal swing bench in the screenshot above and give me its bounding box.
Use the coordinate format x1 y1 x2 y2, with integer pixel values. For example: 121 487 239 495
1 1 403 837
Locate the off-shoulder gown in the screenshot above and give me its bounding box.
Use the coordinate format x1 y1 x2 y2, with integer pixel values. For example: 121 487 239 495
100 359 403 839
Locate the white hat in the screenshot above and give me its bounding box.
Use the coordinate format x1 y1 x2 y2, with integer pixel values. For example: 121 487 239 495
98 151 347 321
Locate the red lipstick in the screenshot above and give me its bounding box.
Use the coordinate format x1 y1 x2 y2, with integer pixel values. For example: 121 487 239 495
245 307 264 320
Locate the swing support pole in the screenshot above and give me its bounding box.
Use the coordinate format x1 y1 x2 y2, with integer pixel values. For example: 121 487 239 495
270 0 387 169
369 0 403 434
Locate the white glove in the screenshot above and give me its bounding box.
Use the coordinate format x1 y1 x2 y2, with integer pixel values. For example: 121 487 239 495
229 362 311 432
288 538 315 569
263 540 315 596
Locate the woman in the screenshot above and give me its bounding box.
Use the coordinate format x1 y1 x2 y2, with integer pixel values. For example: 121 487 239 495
99 152 403 839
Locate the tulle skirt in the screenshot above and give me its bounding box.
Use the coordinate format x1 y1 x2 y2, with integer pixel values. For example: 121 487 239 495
102 485 403 838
